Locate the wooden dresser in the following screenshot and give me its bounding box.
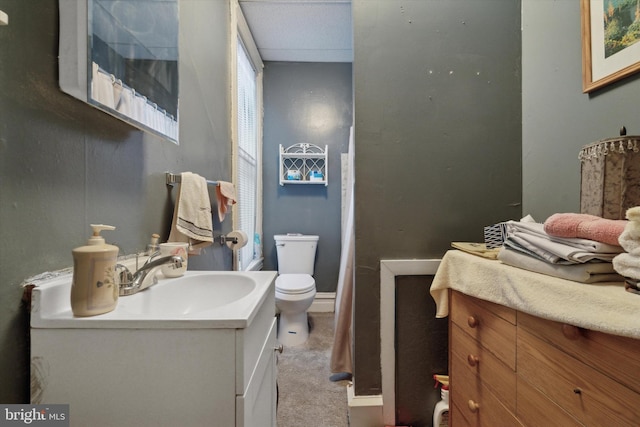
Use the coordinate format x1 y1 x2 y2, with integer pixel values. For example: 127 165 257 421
449 289 640 427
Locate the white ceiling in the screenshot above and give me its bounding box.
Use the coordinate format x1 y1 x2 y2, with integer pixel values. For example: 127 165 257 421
239 0 352 63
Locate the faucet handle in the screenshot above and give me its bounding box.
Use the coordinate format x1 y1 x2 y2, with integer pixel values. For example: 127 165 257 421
166 255 184 271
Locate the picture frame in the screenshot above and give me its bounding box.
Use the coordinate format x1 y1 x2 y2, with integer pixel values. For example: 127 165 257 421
581 0 640 93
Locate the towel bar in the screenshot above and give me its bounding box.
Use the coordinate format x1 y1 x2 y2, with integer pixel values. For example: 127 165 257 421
165 172 219 187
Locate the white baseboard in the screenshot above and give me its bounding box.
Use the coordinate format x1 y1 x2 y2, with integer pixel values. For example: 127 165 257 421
347 383 384 427
309 291 335 313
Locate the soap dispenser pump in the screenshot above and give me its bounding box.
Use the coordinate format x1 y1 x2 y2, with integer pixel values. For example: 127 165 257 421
71 224 119 317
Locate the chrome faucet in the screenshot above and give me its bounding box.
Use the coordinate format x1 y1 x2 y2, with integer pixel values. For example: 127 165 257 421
117 254 183 296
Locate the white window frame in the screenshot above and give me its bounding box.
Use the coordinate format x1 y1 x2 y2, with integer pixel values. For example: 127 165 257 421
231 3 264 271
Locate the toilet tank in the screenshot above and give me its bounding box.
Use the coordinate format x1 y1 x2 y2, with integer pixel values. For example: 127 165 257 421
274 234 319 275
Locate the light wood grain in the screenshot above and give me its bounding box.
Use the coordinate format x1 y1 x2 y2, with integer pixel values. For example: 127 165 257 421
450 291 640 427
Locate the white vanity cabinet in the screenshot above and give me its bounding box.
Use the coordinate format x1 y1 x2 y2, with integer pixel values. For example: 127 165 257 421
235 297 278 427
30 271 278 427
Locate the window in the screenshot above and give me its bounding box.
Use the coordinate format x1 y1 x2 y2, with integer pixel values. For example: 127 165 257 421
234 7 263 271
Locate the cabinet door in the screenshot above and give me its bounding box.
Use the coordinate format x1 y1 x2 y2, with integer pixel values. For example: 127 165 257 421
237 318 277 427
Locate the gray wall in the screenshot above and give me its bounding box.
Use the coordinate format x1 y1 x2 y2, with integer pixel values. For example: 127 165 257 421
0 0 232 402
522 0 640 219
352 0 522 401
4 0 633 416
262 62 353 293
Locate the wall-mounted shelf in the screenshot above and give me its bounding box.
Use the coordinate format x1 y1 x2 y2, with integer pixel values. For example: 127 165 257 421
279 143 328 186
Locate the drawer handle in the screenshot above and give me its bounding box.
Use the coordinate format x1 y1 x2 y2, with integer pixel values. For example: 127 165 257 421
562 324 582 340
274 344 284 354
467 400 480 413
467 315 479 328
467 354 480 366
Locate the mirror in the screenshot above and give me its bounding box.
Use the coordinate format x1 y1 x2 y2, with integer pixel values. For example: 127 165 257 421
59 0 179 143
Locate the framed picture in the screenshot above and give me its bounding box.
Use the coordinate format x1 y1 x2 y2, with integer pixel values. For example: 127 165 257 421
581 0 640 93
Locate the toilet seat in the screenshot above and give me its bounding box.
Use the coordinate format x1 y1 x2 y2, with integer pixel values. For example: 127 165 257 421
276 274 315 295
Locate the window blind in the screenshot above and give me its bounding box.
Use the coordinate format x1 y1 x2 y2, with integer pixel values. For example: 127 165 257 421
236 38 258 271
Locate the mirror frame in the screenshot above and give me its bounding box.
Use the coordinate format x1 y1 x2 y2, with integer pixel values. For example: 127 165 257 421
58 0 179 143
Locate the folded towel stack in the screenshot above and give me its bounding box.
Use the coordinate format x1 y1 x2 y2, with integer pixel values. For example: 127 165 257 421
613 207 640 282
504 221 622 264
499 218 624 283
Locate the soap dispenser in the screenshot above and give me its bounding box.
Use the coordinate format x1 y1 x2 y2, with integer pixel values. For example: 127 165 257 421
71 224 119 317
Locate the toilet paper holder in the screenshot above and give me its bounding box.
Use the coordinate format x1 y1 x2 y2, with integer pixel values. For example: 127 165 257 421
215 230 248 250
215 234 238 246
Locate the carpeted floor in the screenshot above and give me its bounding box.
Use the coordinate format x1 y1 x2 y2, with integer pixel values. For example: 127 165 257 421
276 312 351 427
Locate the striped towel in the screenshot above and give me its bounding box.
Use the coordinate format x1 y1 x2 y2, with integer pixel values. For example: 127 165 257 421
168 172 213 255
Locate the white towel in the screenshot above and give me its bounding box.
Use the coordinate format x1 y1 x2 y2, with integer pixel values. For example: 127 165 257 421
498 247 623 283
617 217 640 254
168 172 213 254
626 206 640 222
612 252 640 280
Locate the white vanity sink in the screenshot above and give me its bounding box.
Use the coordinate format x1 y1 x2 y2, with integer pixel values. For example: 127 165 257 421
31 270 275 328
31 270 278 426
119 272 257 316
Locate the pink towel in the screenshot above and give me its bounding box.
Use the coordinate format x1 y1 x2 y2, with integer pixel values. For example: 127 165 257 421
544 213 627 246
215 181 237 222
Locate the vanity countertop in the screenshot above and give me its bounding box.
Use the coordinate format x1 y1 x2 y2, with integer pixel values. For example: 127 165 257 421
31 270 277 329
430 249 640 339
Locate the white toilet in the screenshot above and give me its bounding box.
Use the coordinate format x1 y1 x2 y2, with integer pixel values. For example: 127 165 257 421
274 234 318 346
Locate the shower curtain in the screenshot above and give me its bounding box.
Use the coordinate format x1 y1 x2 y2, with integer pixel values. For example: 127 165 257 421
331 127 354 374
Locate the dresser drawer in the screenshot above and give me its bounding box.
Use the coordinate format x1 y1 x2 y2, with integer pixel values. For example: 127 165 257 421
450 291 516 370
518 311 640 395
450 322 516 412
517 376 583 427
450 401 472 427
451 345 518 427
517 327 640 427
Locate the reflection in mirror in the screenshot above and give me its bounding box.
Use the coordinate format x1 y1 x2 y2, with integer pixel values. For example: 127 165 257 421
59 0 179 143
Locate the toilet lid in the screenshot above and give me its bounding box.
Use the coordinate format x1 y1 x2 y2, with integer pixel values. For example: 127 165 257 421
276 274 315 294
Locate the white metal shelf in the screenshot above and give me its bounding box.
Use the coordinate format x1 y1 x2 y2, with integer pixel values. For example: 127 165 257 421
279 143 328 186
